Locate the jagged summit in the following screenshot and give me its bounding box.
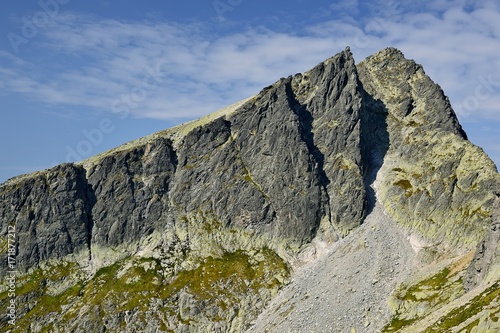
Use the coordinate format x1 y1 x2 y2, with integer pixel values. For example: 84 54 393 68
1 48 499 332
359 47 467 138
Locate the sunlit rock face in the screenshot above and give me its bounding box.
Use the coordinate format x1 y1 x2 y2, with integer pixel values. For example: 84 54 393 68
1 47 499 332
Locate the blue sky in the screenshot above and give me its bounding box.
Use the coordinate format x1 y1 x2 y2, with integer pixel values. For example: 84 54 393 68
0 0 499 183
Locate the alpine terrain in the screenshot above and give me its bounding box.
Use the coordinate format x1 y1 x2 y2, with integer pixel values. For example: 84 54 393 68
1 47 499 332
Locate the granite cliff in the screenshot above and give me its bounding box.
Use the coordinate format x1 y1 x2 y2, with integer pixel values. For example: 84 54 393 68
1 47 499 332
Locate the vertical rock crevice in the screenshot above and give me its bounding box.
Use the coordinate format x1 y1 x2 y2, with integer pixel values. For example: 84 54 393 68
289 48 374 236
284 78 332 237
358 86 390 215
225 79 326 244
81 170 97 263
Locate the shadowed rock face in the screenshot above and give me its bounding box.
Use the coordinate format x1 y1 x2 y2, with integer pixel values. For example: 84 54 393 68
1 48 378 273
0 164 95 271
88 137 177 246
0 47 499 332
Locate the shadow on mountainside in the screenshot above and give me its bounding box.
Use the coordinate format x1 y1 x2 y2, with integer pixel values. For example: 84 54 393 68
359 85 390 217
284 75 390 236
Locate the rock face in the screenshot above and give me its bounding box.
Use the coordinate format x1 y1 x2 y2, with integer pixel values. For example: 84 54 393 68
1 47 499 332
0 164 94 271
358 49 498 250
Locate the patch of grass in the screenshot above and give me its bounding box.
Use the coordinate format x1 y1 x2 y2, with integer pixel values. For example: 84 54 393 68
424 282 500 332
412 173 423 180
461 318 480 332
278 304 295 319
8 258 162 332
393 179 421 198
163 248 289 305
384 318 417 332
8 247 289 332
0 238 8 255
83 257 163 312
394 179 412 190
183 163 197 170
383 267 464 332
491 309 500 323
13 275 83 332
332 156 358 172
242 173 254 183
12 262 76 298
403 268 451 302
15 268 45 296
408 120 420 127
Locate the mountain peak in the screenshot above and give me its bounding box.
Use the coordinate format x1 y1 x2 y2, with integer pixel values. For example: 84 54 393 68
359 46 467 139
374 46 406 57
1 48 499 332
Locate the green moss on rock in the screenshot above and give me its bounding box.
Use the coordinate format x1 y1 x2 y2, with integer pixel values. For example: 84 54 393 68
5 248 289 332
424 281 500 332
384 264 465 332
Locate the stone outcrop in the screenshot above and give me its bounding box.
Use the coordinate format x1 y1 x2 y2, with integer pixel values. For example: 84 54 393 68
0 47 499 332
358 48 498 251
0 164 94 272
465 183 500 290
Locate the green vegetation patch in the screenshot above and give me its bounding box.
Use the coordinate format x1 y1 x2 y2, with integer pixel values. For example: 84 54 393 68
0 238 8 255
6 247 289 332
1 262 82 333
394 179 412 190
11 261 77 297
403 268 451 302
80 257 163 313
237 166 270 199
383 266 464 332
424 281 500 332
165 248 289 302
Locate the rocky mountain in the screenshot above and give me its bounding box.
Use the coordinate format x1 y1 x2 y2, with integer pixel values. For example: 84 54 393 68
1 47 499 332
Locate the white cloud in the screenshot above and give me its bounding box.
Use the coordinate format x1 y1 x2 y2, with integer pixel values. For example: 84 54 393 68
329 0 360 16
372 3 500 121
306 1 500 124
0 1 499 126
1 16 346 120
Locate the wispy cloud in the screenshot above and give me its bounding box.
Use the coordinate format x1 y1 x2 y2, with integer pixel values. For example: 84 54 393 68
0 0 499 124
308 0 500 121
1 15 344 120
